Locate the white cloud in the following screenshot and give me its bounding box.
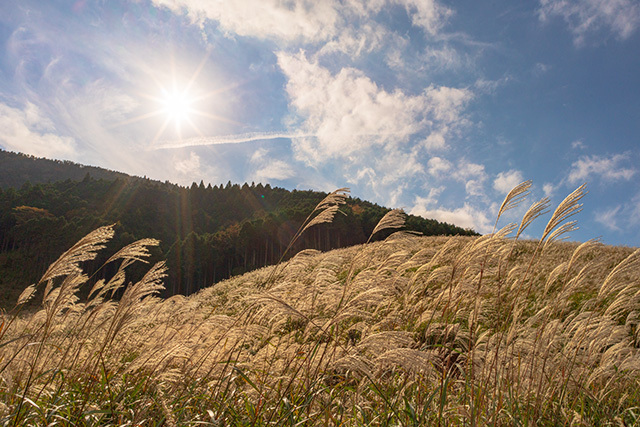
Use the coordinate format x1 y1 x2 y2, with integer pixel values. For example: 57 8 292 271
538 0 640 45
567 153 636 184
427 156 452 176
410 199 492 233
423 132 447 151
317 22 393 57
414 187 444 207
0 102 76 159
597 193 640 232
464 180 485 197
151 0 451 49
151 0 342 44
533 62 551 75
423 85 473 123
250 148 296 181
386 181 409 207
474 76 511 94
348 167 377 185
46 78 157 175
422 46 466 71
278 52 470 163
279 52 420 160
493 169 524 194
80 79 140 124
542 182 556 198
378 149 424 185
452 159 487 197
594 205 621 231
175 151 201 175
393 0 453 35
275 50 476 206
254 160 296 181
571 139 586 150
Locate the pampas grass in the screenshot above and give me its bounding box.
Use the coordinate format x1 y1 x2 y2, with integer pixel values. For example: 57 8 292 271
1 183 640 426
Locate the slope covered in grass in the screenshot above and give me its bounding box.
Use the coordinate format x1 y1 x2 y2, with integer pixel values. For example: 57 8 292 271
1 184 640 425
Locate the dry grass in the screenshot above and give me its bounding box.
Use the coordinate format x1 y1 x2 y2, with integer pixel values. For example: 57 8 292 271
1 183 640 426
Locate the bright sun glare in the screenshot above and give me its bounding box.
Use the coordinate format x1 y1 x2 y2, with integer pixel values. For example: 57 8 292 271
161 89 193 127
116 51 237 147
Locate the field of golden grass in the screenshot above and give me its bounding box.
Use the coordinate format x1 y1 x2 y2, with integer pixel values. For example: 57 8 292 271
1 183 639 425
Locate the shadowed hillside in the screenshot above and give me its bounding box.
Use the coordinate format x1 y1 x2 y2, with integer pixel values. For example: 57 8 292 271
0 150 476 307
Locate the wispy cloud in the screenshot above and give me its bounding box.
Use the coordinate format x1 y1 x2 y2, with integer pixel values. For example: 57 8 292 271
592 192 640 236
410 199 492 233
250 148 297 182
277 51 472 163
254 160 296 181
538 0 640 45
151 0 452 47
392 0 453 35
152 131 313 150
543 182 557 198
174 151 201 175
427 156 452 176
594 205 621 231
151 0 341 44
533 62 551 76
567 153 636 184
0 102 76 158
278 51 428 162
453 159 487 197
494 169 524 194
571 139 586 150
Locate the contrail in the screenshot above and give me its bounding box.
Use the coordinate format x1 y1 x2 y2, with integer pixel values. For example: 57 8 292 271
151 131 315 150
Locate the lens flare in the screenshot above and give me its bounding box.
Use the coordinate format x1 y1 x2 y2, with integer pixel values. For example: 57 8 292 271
160 88 193 128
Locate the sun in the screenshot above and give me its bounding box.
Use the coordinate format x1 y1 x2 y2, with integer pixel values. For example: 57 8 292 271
160 88 194 129
114 51 240 147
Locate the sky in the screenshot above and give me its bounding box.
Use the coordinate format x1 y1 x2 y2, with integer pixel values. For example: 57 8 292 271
0 0 639 247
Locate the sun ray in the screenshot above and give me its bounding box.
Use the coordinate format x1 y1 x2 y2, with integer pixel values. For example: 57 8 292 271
189 110 243 126
149 118 172 148
109 110 166 129
117 50 240 146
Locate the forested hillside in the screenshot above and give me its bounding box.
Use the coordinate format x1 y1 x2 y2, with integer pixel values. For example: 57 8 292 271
0 150 131 188
0 150 476 306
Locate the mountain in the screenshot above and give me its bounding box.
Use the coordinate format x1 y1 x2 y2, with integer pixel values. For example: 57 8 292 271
0 149 477 307
0 149 133 188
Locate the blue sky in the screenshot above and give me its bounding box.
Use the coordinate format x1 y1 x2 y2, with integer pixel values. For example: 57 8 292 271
1 0 639 246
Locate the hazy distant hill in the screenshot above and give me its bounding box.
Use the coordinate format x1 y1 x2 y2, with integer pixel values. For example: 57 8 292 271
0 149 477 307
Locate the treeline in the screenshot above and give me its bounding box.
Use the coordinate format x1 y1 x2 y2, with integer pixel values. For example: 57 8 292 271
0 149 132 188
0 151 477 303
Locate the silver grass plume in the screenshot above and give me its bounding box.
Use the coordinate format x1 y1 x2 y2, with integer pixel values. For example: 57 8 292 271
566 239 600 275
261 188 349 288
598 247 640 300
89 238 160 300
496 180 532 224
105 261 168 345
40 224 115 286
368 209 406 243
16 284 37 306
541 184 587 249
303 204 341 231
105 238 160 265
517 197 550 238
301 188 350 233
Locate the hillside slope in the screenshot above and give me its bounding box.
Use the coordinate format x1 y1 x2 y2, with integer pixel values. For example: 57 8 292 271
0 150 476 307
2 220 639 425
0 149 132 188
